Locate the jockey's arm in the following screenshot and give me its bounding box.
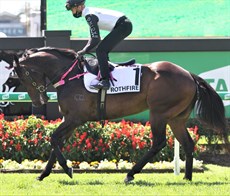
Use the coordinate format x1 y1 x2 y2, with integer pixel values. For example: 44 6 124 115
78 14 101 55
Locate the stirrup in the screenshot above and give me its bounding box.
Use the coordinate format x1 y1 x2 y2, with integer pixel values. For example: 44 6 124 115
90 79 110 90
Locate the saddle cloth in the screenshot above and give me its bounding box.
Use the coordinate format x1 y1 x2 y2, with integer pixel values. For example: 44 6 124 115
83 64 142 94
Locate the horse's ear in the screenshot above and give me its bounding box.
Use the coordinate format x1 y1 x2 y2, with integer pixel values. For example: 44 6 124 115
0 50 15 69
13 54 20 68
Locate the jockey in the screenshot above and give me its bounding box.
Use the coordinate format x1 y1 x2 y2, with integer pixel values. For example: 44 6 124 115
65 0 132 90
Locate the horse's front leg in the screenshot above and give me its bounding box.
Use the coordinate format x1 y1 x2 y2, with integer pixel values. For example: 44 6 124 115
37 140 66 181
50 121 76 179
37 150 56 181
51 136 73 178
38 120 76 180
37 133 70 181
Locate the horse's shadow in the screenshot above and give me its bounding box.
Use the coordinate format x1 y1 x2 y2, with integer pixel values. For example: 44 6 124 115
188 181 230 186
59 179 230 187
133 180 230 187
59 179 104 186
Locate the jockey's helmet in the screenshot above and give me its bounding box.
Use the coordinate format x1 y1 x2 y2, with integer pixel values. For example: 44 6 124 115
65 0 85 10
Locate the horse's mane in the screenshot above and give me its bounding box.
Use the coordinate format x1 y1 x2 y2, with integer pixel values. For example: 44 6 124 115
22 47 77 60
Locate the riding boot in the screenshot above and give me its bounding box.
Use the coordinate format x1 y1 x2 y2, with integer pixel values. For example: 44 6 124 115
90 63 110 90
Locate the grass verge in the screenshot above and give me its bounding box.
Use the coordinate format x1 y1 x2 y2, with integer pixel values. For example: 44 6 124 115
0 164 229 195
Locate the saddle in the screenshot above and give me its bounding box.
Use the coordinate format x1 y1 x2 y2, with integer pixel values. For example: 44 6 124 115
83 55 136 76
81 54 137 125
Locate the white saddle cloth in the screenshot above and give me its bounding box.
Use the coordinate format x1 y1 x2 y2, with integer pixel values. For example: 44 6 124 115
83 64 142 94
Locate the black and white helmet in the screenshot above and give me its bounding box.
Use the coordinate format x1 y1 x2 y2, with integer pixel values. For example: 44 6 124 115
65 0 85 10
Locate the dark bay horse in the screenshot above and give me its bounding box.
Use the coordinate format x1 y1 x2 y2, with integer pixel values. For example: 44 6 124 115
0 48 228 183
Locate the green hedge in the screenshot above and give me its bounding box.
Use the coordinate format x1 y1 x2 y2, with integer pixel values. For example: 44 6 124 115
0 114 203 163
186 118 230 146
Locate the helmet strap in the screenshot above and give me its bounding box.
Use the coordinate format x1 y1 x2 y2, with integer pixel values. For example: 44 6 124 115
73 11 82 18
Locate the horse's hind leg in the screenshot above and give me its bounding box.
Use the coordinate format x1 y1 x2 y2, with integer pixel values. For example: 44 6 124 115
125 113 167 183
168 119 195 181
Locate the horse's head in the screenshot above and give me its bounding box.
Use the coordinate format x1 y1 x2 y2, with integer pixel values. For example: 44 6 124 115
13 52 49 107
3 47 86 107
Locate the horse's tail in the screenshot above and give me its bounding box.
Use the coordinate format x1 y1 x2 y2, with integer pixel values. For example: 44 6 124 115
191 73 229 148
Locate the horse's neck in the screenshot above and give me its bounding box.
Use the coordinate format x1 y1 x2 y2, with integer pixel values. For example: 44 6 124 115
44 59 82 87
43 66 60 80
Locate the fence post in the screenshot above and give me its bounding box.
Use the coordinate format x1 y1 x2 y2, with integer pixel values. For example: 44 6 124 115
174 138 180 175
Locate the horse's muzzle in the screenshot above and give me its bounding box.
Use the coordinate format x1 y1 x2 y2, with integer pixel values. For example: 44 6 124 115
41 93 49 105
32 94 49 107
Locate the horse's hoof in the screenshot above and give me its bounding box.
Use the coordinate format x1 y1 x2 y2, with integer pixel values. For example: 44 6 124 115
36 172 50 181
67 167 73 178
124 175 134 184
183 176 192 181
36 176 43 181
